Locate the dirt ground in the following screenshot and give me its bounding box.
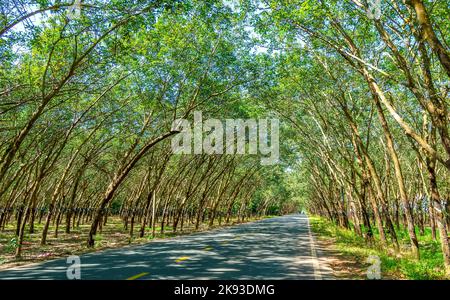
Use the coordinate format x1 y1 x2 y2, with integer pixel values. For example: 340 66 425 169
314 236 369 279
314 235 398 280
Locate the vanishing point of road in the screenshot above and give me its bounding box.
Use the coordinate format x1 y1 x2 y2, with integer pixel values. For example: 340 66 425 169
0 214 332 280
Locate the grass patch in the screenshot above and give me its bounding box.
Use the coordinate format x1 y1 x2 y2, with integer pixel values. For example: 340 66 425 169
310 215 448 280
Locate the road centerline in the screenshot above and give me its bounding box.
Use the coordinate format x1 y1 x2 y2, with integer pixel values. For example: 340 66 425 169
126 272 149 280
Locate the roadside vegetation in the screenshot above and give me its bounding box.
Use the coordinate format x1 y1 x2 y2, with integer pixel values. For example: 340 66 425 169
311 216 448 280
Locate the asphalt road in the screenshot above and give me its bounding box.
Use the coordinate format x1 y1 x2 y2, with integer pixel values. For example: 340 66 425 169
0 214 332 280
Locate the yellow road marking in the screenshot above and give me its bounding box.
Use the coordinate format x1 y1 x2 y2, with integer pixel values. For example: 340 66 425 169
175 256 190 263
126 272 149 280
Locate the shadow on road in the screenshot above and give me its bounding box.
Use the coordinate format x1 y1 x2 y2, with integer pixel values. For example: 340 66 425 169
0 214 332 280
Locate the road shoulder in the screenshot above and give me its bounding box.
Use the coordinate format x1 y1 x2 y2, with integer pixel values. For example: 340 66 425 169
313 235 368 280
